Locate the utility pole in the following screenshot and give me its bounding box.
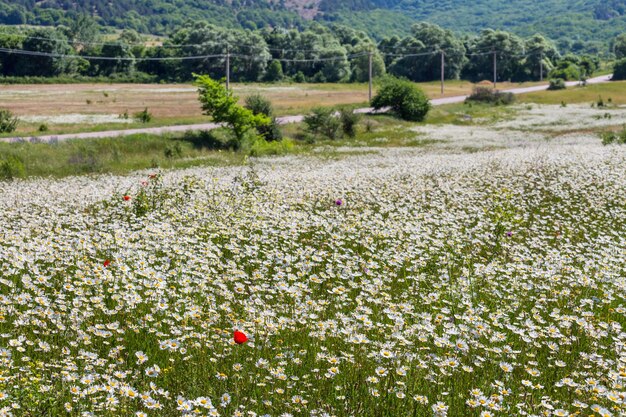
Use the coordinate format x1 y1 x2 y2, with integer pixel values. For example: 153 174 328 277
440 50 445 95
493 50 497 89
539 54 543 82
368 50 373 101
225 49 230 90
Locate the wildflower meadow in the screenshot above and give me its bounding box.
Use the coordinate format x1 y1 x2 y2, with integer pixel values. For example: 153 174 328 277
0 140 624 417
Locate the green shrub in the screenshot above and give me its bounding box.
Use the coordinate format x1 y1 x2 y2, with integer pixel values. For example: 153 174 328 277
134 108 153 123
0 109 19 133
164 142 183 159
265 60 284 82
465 87 516 105
549 63 581 81
0 155 25 180
371 77 431 122
303 107 341 140
38 123 49 132
339 108 360 138
547 78 566 90
243 95 282 142
244 94 274 117
612 58 626 81
600 125 626 145
249 138 294 157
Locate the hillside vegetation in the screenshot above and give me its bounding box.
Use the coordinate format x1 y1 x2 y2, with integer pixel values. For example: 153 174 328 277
0 0 625 52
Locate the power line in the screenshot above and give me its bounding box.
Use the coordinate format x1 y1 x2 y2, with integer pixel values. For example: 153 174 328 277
0 47 225 61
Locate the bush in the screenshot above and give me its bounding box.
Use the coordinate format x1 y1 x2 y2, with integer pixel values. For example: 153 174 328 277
249 138 294 157
549 63 581 81
613 58 626 81
0 109 19 133
465 87 516 105
600 125 626 145
244 95 282 142
371 77 431 122
339 108 360 138
134 108 153 123
244 94 274 117
0 155 25 180
303 107 341 140
547 78 566 90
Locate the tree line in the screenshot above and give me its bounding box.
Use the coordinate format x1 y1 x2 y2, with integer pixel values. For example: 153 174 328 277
0 18 615 83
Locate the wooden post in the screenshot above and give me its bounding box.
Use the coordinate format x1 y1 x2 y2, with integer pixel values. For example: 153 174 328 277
226 50 230 90
440 50 445 95
368 51 373 101
493 50 497 89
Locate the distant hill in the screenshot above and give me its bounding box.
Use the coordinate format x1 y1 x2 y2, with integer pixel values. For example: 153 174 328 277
0 0 624 52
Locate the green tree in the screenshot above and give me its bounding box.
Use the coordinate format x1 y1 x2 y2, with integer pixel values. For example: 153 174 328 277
462 29 526 82
14 29 73 76
371 76 431 122
265 60 283 82
613 34 626 59
613 58 626 80
195 74 270 147
408 22 466 81
524 34 559 81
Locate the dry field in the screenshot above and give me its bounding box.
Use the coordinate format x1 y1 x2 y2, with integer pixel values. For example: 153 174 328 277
0 80 540 131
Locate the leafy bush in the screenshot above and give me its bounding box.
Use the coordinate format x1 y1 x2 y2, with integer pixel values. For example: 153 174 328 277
613 58 626 81
245 94 274 117
549 63 581 81
547 78 566 90
0 155 25 180
600 125 626 145
244 94 282 142
465 87 516 105
249 138 294 157
195 74 269 149
134 108 153 123
339 108 360 138
0 109 18 133
303 107 341 140
264 60 284 82
371 77 431 122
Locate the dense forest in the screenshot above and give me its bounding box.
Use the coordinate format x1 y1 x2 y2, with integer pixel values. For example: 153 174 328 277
0 0 625 54
0 20 610 84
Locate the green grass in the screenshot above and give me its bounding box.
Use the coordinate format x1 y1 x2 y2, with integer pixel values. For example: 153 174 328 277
519 80 626 105
0 132 245 178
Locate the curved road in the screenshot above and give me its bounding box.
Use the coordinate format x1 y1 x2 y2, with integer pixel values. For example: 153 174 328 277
3 75 613 143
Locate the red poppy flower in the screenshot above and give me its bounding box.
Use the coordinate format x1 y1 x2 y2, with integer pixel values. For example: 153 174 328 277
103 259 111 267
233 330 248 344
123 195 131 201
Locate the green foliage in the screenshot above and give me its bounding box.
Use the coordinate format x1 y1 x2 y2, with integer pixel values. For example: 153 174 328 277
613 58 626 80
547 78 567 90
249 137 294 156
195 74 269 148
0 154 25 180
303 107 341 140
0 108 18 133
386 22 466 82
549 61 582 81
134 108 152 123
600 125 626 144
466 87 516 105
339 108 360 138
244 94 274 117
614 33 626 59
265 60 284 82
371 76 431 121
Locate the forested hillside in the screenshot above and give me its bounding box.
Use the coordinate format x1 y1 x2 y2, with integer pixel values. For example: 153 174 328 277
0 0 625 53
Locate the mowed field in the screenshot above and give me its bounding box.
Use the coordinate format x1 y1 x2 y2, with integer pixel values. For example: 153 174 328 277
0 80 544 136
